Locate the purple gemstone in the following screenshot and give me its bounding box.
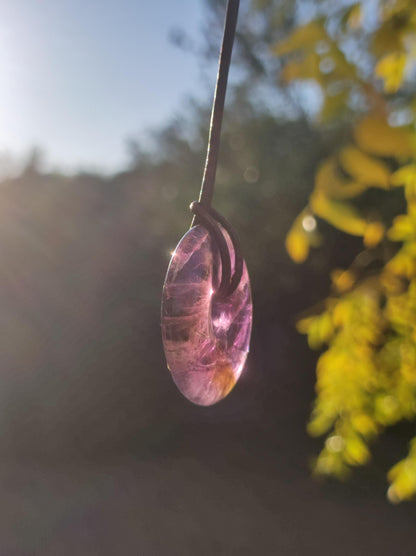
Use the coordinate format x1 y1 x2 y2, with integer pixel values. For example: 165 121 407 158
161 224 252 406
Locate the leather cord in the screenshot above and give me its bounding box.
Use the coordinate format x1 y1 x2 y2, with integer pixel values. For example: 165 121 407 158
190 0 243 298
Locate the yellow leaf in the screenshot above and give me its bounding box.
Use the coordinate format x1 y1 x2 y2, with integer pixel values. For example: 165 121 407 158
388 457 416 502
339 146 390 188
316 313 333 346
386 249 416 278
315 158 369 199
286 209 322 262
350 413 378 436
332 299 353 327
375 52 407 93
374 394 400 425
311 190 367 236
285 225 309 263
391 164 416 187
364 222 385 247
331 269 356 292
388 214 416 241
354 116 414 158
343 434 371 466
273 21 327 56
313 450 348 478
308 409 336 437
391 164 416 204
380 270 406 294
296 316 314 335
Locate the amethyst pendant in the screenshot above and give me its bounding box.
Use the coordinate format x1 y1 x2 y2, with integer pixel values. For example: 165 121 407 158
161 224 252 406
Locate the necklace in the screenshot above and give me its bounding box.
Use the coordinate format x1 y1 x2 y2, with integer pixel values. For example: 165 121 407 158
161 0 252 406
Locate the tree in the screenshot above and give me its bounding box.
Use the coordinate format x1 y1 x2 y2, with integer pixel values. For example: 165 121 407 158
278 0 416 502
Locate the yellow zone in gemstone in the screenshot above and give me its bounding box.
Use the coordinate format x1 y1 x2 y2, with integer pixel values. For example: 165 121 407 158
211 362 237 399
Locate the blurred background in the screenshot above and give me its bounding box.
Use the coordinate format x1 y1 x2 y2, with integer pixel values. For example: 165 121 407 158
0 0 416 554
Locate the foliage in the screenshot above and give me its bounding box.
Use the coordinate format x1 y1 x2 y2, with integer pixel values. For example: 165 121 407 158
280 0 416 502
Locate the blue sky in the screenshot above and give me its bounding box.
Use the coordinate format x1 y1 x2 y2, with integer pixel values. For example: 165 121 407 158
0 0 210 173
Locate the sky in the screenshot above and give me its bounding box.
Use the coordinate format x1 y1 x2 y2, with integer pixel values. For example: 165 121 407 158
0 0 209 174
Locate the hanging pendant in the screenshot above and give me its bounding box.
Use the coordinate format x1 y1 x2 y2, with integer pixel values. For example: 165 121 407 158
161 224 252 406
160 0 247 406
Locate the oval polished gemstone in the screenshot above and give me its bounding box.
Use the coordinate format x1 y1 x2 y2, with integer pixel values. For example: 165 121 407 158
161 224 252 406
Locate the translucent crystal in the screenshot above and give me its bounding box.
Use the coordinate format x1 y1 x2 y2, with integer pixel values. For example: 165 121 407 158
161 224 252 406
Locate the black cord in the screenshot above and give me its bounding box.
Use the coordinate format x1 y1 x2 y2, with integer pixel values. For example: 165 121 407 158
198 0 240 209
190 0 243 299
